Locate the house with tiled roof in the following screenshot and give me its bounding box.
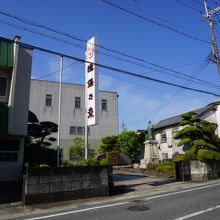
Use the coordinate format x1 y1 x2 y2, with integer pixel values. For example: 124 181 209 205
153 101 220 160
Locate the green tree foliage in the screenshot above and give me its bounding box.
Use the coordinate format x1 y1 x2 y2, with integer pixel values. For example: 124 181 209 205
26 111 58 148
174 111 220 162
69 137 84 164
117 130 142 163
98 136 119 154
24 111 58 166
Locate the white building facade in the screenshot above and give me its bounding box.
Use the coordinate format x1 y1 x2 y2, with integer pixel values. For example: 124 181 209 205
29 79 119 160
154 101 220 161
0 36 32 182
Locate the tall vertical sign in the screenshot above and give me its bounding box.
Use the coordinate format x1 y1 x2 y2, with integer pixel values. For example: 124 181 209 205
85 37 99 126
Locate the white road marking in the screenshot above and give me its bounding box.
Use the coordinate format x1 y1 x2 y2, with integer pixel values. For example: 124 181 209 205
24 202 128 220
144 182 220 201
173 205 220 220
24 182 220 220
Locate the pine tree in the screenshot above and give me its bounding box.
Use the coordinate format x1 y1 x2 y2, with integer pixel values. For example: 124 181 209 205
174 111 220 162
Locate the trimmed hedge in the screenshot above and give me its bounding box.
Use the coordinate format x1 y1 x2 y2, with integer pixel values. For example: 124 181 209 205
147 162 175 176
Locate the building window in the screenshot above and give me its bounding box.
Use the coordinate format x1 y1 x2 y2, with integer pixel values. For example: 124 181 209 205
77 126 83 135
102 99 107 111
0 140 20 151
161 133 167 142
69 126 90 136
69 126 76 135
0 76 7 97
0 152 18 161
75 97 81 108
45 94 52 106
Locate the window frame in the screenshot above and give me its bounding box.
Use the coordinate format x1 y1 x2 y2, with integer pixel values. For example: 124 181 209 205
77 126 83 135
75 97 81 109
69 126 76 135
0 152 18 161
45 94 52 107
161 133 167 142
101 99 107 111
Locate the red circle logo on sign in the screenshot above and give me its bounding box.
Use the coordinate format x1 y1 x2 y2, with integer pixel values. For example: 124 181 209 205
87 46 94 59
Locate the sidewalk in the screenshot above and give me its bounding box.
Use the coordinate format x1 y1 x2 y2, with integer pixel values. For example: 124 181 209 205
0 171 219 220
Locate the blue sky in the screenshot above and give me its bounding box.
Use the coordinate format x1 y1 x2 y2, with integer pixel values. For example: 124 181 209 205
1 0 220 131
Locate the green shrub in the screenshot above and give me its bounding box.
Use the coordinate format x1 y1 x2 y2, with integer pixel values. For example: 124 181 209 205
99 158 109 165
61 160 75 167
198 149 220 162
80 156 97 166
155 164 174 175
147 162 175 176
146 163 159 171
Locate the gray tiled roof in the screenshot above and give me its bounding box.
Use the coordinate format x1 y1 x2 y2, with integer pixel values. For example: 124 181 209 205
154 102 219 130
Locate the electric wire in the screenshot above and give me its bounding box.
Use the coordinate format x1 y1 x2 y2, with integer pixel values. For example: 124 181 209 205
1 36 218 97
1 18 219 90
192 0 206 7
35 60 79 80
102 0 210 43
176 0 203 14
126 54 211 125
119 0 207 39
0 10 217 89
209 0 219 6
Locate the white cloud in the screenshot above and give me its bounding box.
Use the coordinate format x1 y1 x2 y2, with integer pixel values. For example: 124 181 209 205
116 81 215 131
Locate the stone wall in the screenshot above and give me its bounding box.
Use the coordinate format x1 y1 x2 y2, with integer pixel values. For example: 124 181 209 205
175 161 220 181
23 166 113 205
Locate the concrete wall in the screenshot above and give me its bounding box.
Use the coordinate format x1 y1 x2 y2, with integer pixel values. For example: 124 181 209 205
23 166 113 205
29 80 119 160
8 44 33 136
175 161 220 181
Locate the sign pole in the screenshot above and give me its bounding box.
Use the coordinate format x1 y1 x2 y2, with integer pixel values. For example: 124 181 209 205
85 109 88 159
57 56 63 167
85 37 99 159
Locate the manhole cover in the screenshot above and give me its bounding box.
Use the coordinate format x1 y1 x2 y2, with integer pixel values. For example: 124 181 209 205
127 205 149 211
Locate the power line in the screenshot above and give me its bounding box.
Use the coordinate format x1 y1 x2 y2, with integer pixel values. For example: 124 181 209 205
192 0 205 7
119 0 208 40
35 60 79 80
1 36 218 97
0 10 217 88
176 0 203 14
126 56 210 125
100 70 163 92
102 0 210 44
209 0 219 6
1 18 219 90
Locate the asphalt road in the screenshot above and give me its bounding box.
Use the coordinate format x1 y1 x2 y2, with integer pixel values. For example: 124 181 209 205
14 181 220 220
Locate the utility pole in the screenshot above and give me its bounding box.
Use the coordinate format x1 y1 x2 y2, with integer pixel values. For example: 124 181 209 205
203 1 220 75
